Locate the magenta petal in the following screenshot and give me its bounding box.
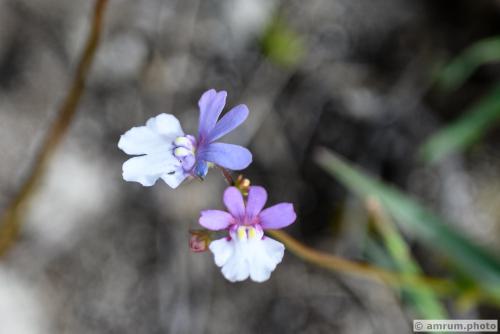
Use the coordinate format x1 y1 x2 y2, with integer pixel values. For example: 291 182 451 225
223 187 245 219
197 142 252 170
198 89 227 138
199 210 234 230
206 104 249 142
259 203 297 229
246 186 267 220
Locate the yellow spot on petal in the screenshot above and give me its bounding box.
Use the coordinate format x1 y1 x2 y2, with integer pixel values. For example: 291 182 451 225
237 226 247 241
174 137 188 146
174 147 190 157
248 227 257 240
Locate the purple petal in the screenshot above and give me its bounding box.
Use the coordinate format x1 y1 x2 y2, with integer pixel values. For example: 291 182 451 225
259 203 296 229
223 187 245 219
206 105 249 142
199 210 234 230
246 186 267 220
197 142 252 170
198 89 227 138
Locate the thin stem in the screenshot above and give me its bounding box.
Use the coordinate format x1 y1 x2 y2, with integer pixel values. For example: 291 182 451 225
268 229 500 306
219 167 235 186
0 0 109 257
267 229 455 295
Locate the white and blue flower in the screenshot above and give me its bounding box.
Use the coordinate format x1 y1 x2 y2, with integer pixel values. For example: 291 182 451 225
118 89 252 188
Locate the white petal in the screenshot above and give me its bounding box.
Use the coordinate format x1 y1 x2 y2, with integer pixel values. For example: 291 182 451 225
209 234 285 283
118 125 167 155
146 113 184 139
160 167 188 189
122 151 181 187
210 237 250 282
249 237 284 282
222 250 250 282
118 114 184 155
209 238 234 267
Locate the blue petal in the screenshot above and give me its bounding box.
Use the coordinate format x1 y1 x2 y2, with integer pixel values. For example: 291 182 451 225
198 89 227 138
194 160 209 178
198 143 252 170
207 104 249 143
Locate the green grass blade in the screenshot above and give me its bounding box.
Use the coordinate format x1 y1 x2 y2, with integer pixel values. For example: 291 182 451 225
436 36 500 93
368 200 447 319
316 148 500 295
420 84 500 164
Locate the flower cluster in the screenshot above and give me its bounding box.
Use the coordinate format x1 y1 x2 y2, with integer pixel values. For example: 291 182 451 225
118 89 296 282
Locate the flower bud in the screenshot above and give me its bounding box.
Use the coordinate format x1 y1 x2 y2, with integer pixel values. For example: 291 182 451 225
235 175 251 196
189 229 212 252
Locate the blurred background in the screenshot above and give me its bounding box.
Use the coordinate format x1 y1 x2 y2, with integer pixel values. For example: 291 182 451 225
1 0 500 333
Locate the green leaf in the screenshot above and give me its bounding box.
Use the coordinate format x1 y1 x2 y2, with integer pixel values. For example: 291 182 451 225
316 148 500 297
260 15 305 68
420 84 500 164
436 36 500 93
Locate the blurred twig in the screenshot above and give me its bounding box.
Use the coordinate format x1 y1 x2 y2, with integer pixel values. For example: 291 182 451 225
0 0 109 257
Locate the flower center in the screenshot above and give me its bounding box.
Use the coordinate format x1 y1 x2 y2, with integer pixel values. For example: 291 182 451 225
235 225 261 241
173 135 197 171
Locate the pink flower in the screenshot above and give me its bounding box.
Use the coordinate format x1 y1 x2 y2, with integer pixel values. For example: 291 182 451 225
199 186 296 282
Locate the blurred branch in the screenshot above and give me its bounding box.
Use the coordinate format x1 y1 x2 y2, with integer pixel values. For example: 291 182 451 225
0 0 109 257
